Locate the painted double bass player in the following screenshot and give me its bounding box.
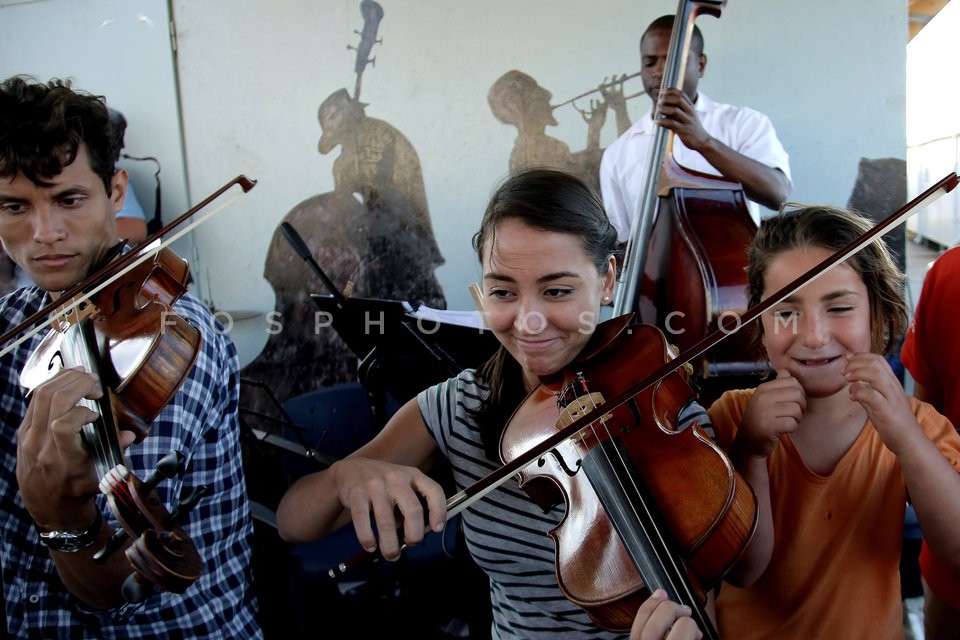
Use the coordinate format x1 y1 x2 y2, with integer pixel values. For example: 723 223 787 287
601 1 791 390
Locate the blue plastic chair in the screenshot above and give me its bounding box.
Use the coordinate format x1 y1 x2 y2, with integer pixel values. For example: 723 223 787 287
280 382 457 577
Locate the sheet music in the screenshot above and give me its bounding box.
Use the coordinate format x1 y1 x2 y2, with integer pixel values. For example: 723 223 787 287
403 302 487 331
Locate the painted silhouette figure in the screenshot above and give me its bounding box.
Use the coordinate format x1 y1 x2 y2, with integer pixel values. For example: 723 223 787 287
488 69 630 192
320 88 444 275
242 88 446 407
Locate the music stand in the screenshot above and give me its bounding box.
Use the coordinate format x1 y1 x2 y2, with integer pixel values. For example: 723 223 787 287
310 294 499 421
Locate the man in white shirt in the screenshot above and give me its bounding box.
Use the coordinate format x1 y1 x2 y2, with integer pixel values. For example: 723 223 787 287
600 14 792 242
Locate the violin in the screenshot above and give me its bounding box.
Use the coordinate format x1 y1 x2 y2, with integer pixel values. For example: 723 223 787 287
7 175 256 601
501 316 755 635
19 243 204 600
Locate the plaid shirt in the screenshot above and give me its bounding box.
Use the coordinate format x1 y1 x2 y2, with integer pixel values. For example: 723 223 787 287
0 286 262 639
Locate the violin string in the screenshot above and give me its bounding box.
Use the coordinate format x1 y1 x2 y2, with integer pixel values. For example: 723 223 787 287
575 371 703 609
61 310 126 477
0 189 245 359
108 478 140 519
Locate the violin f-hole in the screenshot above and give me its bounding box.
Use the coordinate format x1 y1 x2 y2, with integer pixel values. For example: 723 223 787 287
49 350 65 372
540 448 582 478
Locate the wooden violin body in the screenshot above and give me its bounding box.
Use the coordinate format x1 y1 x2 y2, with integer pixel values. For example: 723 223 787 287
22 246 200 438
500 316 757 633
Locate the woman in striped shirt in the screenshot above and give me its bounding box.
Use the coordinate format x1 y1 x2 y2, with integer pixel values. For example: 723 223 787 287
278 168 704 640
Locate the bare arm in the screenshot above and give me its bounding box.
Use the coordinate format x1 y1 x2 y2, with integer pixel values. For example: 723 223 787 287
845 354 960 574
721 371 805 586
655 88 791 210
723 452 773 586
276 398 446 560
694 140 790 210
16 368 139 609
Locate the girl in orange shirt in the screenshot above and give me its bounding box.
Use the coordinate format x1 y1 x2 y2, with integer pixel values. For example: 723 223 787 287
708 205 960 639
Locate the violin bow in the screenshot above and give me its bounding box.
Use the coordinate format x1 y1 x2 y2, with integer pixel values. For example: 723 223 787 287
0 175 257 358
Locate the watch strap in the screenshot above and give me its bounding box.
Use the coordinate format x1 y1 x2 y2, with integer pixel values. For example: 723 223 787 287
34 510 105 553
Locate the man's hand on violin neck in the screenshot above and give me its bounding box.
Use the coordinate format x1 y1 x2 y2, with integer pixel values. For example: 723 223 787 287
16 367 104 526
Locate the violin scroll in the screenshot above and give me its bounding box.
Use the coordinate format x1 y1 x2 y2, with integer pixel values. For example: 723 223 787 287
95 452 209 601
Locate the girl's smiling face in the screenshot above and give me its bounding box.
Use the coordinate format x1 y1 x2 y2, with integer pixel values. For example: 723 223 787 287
761 246 873 398
480 217 615 391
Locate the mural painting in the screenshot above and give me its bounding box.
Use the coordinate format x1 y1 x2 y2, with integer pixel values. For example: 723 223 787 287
241 1 642 413
241 1 446 410
487 69 640 192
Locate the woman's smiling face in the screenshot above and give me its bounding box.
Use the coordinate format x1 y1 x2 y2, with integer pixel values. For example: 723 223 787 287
480 217 615 390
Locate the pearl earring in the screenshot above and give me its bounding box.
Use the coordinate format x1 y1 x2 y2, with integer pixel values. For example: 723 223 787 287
602 296 610 303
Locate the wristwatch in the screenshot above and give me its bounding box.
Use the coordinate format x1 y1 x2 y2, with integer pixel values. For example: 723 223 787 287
34 510 104 553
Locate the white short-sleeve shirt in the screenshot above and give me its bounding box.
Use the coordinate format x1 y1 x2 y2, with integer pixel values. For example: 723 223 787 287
600 92 791 241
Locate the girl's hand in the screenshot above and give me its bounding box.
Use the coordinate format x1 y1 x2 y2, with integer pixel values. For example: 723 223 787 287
737 370 806 459
842 353 919 453
630 589 703 640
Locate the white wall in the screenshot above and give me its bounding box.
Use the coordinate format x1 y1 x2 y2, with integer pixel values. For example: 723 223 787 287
2 0 909 364
0 0 190 250
906 0 960 247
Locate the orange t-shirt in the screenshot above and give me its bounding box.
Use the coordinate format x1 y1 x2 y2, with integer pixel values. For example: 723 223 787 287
708 391 960 640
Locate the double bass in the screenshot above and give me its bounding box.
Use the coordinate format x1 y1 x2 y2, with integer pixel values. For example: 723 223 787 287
613 0 764 390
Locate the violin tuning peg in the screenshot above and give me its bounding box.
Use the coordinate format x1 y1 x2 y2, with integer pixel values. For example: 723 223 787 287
93 528 129 565
169 485 209 525
155 450 186 478
121 573 155 604
141 451 186 493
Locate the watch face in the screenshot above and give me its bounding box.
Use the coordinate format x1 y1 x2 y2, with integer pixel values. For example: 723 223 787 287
38 531 92 553
34 511 103 552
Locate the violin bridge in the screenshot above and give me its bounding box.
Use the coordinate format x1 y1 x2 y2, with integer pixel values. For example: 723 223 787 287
49 298 100 332
556 391 611 437
668 343 695 379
